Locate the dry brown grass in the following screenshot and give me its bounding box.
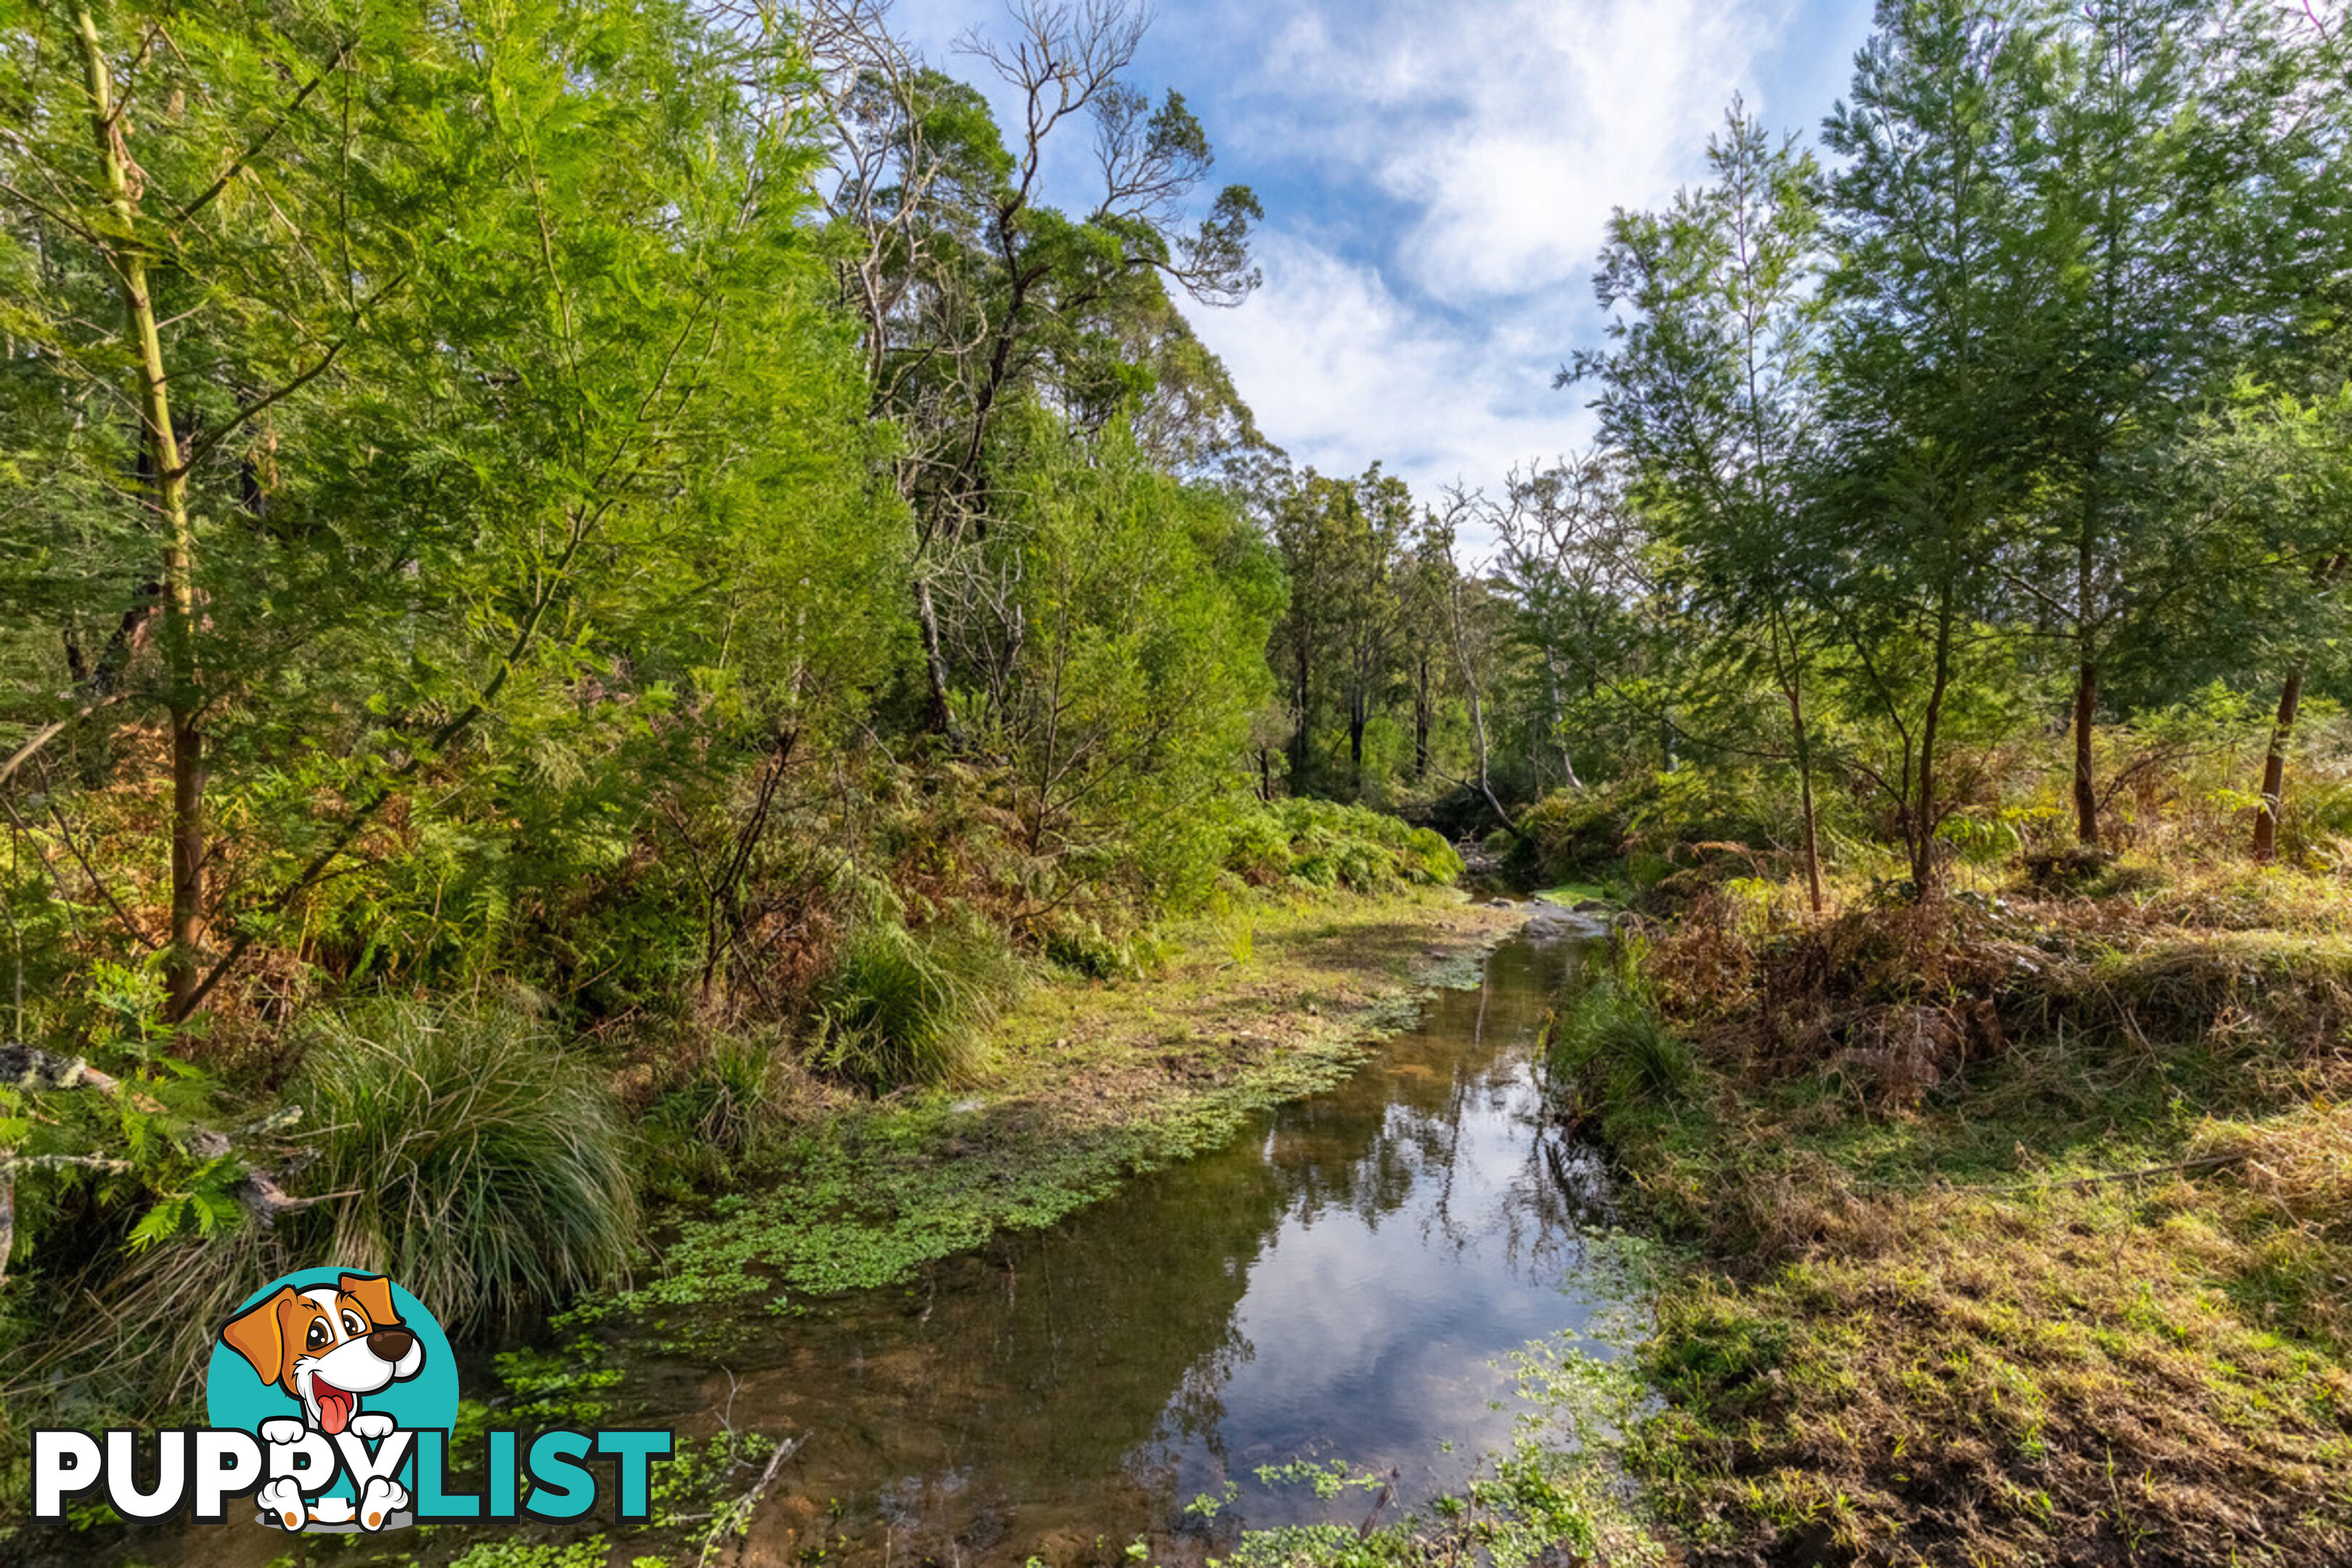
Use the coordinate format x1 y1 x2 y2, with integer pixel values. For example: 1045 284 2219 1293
1594 842 2352 1566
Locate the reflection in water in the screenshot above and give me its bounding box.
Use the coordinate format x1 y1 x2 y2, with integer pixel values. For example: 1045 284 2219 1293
56 925 1616 1568
690 926 1620 1565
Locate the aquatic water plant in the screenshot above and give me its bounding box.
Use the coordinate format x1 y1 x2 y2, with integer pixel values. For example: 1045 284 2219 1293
604 894 1514 1326
1221 1308 1669 1568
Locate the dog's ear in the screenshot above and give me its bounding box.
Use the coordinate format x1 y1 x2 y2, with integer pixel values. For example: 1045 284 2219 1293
220 1286 298 1386
338 1273 402 1331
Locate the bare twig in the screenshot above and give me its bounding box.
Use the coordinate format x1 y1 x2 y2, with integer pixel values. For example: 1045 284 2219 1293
1975 1151 2245 1196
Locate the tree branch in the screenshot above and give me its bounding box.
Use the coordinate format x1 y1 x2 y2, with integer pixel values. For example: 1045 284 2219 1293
176 40 355 221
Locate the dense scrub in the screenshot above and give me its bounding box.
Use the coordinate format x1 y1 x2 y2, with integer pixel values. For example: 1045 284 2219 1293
0 782 1459 1451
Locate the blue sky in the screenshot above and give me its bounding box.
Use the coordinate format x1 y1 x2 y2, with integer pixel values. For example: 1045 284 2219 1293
891 0 1880 504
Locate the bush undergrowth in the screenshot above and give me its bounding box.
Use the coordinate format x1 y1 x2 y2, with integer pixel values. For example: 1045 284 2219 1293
296 1002 642 1333
1561 841 2352 1567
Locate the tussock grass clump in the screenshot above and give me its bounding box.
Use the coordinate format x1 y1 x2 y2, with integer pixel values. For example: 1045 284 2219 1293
812 918 1026 1091
297 1002 640 1332
2073 931 2352 1056
639 1029 801 1190
1548 941 1696 1113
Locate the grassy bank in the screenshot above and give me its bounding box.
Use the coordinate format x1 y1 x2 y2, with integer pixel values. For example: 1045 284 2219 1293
1551 861 2352 1567
605 886 1523 1338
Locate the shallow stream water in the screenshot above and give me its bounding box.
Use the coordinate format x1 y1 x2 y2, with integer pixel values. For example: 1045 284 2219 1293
57 915 1630 1568
636 918 1629 1565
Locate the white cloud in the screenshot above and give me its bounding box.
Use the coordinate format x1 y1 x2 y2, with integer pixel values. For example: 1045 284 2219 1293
1188 0 1795 301
1180 231 1591 513
874 0 1858 518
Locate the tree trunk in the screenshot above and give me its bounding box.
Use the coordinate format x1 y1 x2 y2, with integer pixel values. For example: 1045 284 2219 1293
1347 688 1365 799
78 7 205 1019
1910 589 1956 894
1413 653 1430 780
2071 451 2102 849
1463 680 1518 841
1541 651 1580 792
2071 661 2099 848
1779 623 1824 916
1289 644 1311 790
2253 665 2303 863
911 571 959 743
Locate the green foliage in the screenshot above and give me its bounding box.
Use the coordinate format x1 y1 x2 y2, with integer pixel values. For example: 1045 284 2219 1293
642 1033 791 1191
979 418 1285 915
0 986 253 1280
1548 941 1696 1109
812 918 1025 1093
1516 772 1794 887
294 1003 639 1331
445 1538 616 1568
1225 799 1463 893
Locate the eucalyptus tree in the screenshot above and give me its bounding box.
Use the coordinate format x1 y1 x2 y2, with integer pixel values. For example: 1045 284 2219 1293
800 0 1260 737
1479 453 1655 799
1580 105 1833 908
1422 496 1522 836
1266 467 1411 797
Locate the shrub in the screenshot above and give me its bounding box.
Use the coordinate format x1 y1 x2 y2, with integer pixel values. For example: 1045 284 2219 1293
295 1002 640 1332
1038 912 1168 979
1225 799 1463 894
642 1030 791 1189
812 917 1024 1091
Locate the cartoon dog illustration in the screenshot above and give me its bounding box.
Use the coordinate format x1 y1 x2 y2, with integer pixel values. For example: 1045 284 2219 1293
218 1272 423 1530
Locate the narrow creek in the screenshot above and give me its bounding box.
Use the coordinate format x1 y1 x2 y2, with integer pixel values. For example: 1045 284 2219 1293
65 915 1630 1568
630 916 1630 1564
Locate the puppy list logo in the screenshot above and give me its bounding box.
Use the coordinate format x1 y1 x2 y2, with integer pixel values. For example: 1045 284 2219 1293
32 1267 672 1532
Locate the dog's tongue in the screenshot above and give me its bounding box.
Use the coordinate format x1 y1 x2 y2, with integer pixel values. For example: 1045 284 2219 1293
314 1381 355 1436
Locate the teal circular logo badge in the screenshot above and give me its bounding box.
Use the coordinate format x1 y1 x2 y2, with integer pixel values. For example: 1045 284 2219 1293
205 1269 457 1530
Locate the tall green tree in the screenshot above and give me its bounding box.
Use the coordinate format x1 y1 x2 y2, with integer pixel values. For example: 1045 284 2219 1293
804 0 1259 737
1818 0 2076 889
1582 105 1833 908
1266 466 1410 798
2025 0 2332 846
0 0 875 1018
